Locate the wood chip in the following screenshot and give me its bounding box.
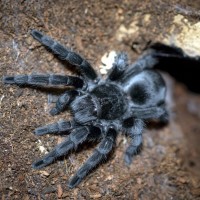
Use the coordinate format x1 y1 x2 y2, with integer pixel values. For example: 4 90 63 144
57 184 63 198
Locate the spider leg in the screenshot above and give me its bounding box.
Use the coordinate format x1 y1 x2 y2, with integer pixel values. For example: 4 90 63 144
130 52 158 70
31 30 98 81
68 127 117 189
50 90 79 116
3 74 83 88
121 42 190 81
32 126 91 169
120 52 158 82
124 119 144 165
149 42 188 59
34 120 77 136
131 105 169 122
106 52 128 81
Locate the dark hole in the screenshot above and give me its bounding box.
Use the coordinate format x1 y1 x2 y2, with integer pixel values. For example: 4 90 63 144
150 43 200 94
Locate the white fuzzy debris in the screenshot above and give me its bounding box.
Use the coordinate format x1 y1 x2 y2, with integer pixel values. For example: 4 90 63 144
37 139 48 154
0 95 4 106
122 137 127 144
39 145 47 154
100 68 108 75
99 51 117 75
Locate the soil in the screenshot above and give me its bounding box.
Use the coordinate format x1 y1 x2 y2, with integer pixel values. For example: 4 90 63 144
0 0 200 199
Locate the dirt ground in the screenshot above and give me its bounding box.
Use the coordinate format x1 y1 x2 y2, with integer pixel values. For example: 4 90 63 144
0 0 200 199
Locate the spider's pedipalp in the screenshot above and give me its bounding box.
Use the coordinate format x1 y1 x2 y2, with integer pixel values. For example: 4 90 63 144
3 74 83 88
34 120 77 136
32 126 90 169
68 128 117 189
31 30 98 81
107 52 128 81
124 119 144 165
50 90 79 116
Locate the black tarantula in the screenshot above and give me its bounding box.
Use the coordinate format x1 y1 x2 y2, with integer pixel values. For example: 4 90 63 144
3 30 170 189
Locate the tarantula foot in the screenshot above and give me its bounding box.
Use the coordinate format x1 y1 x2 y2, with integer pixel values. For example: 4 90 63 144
3 76 15 84
31 29 44 43
32 150 58 169
124 153 133 165
68 175 81 189
32 158 51 169
32 160 45 169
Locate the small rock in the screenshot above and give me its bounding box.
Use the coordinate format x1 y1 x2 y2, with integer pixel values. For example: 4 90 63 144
39 170 50 177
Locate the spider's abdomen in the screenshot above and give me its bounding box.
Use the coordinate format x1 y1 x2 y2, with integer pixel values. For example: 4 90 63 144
123 70 166 107
91 84 127 120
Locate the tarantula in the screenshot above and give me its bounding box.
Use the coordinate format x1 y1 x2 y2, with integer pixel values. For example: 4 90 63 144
3 30 169 188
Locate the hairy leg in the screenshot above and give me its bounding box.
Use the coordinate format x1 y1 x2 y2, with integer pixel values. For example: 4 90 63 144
149 42 188 59
32 126 91 169
123 42 188 77
124 119 144 165
31 30 98 81
131 105 168 121
120 52 158 82
68 128 117 188
34 120 77 136
3 74 83 88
